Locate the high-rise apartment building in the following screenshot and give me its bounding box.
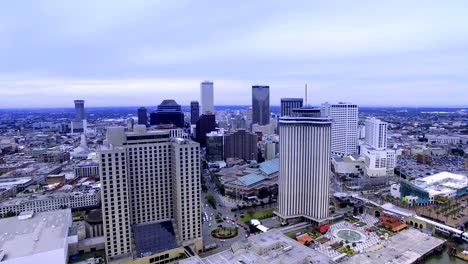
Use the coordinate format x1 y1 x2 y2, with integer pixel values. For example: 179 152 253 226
252 85 270 125
150 100 184 127
224 129 258 161
200 81 214 114
98 125 202 262
361 117 395 177
365 117 388 150
277 108 331 223
137 107 148 126
280 98 303 117
321 102 358 156
74 100 85 121
190 101 200 124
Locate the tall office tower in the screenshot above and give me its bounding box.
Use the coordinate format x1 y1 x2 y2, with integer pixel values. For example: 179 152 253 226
200 81 214 114
252 85 270 125
224 129 258 161
365 117 388 150
206 131 224 161
280 98 303 117
195 114 216 148
71 100 86 133
98 125 202 262
150 99 184 127
277 108 331 223
137 107 148 126
190 101 200 124
74 100 85 121
321 102 358 156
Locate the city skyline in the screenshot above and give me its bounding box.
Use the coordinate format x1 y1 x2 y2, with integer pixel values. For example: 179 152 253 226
0 1 468 108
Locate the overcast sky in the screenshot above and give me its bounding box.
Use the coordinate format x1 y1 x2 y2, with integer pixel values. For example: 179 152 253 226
0 0 467 108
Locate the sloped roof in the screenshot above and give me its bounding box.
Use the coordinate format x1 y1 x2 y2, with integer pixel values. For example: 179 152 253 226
237 173 266 187
259 158 279 176
159 99 180 106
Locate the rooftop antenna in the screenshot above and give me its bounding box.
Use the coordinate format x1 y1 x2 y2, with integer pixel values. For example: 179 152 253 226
305 83 308 106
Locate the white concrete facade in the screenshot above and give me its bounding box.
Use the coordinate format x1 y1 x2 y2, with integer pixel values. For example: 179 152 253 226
365 117 388 150
361 145 396 177
321 102 358 156
0 189 101 215
277 109 331 222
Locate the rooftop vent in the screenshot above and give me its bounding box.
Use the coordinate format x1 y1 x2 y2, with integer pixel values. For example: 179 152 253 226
18 211 34 220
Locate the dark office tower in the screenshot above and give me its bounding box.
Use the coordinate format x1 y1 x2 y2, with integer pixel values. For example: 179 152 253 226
280 98 303 117
74 100 85 121
190 101 200 124
224 129 258 161
195 114 216 147
150 100 184 127
252 85 270 125
137 107 148 126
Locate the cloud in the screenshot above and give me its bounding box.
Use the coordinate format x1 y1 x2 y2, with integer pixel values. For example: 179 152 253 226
0 0 467 107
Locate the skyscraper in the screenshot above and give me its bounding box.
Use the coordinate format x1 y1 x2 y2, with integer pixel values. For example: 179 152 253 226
98 125 202 262
137 107 148 126
200 81 214 114
150 99 184 127
74 100 85 121
365 117 388 150
190 101 200 124
252 85 270 125
321 102 358 156
195 114 216 148
224 129 258 161
277 108 331 223
280 98 303 117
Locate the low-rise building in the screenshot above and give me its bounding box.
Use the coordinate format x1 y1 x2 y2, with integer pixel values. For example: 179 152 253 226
0 209 72 264
331 155 365 175
361 145 396 177
222 158 279 198
180 230 331 264
399 171 468 205
74 159 99 177
0 186 101 216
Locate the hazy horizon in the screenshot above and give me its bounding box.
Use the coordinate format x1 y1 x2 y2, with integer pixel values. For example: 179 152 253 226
1 1 467 107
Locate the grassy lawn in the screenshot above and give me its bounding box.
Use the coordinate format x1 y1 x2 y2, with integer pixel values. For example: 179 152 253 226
339 247 357 256
286 227 321 239
239 208 274 223
69 250 106 263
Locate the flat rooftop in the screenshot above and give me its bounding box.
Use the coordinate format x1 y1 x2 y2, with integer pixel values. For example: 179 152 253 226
0 209 71 261
133 220 179 258
0 177 33 187
181 231 331 264
347 228 445 264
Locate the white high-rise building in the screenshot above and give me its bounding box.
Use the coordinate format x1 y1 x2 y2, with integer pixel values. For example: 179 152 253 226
98 125 202 262
277 108 331 223
361 117 395 177
200 81 214 114
365 117 388 150
321 102 358 156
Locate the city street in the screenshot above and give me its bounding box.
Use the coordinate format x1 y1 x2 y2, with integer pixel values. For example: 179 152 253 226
200 170 248 253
